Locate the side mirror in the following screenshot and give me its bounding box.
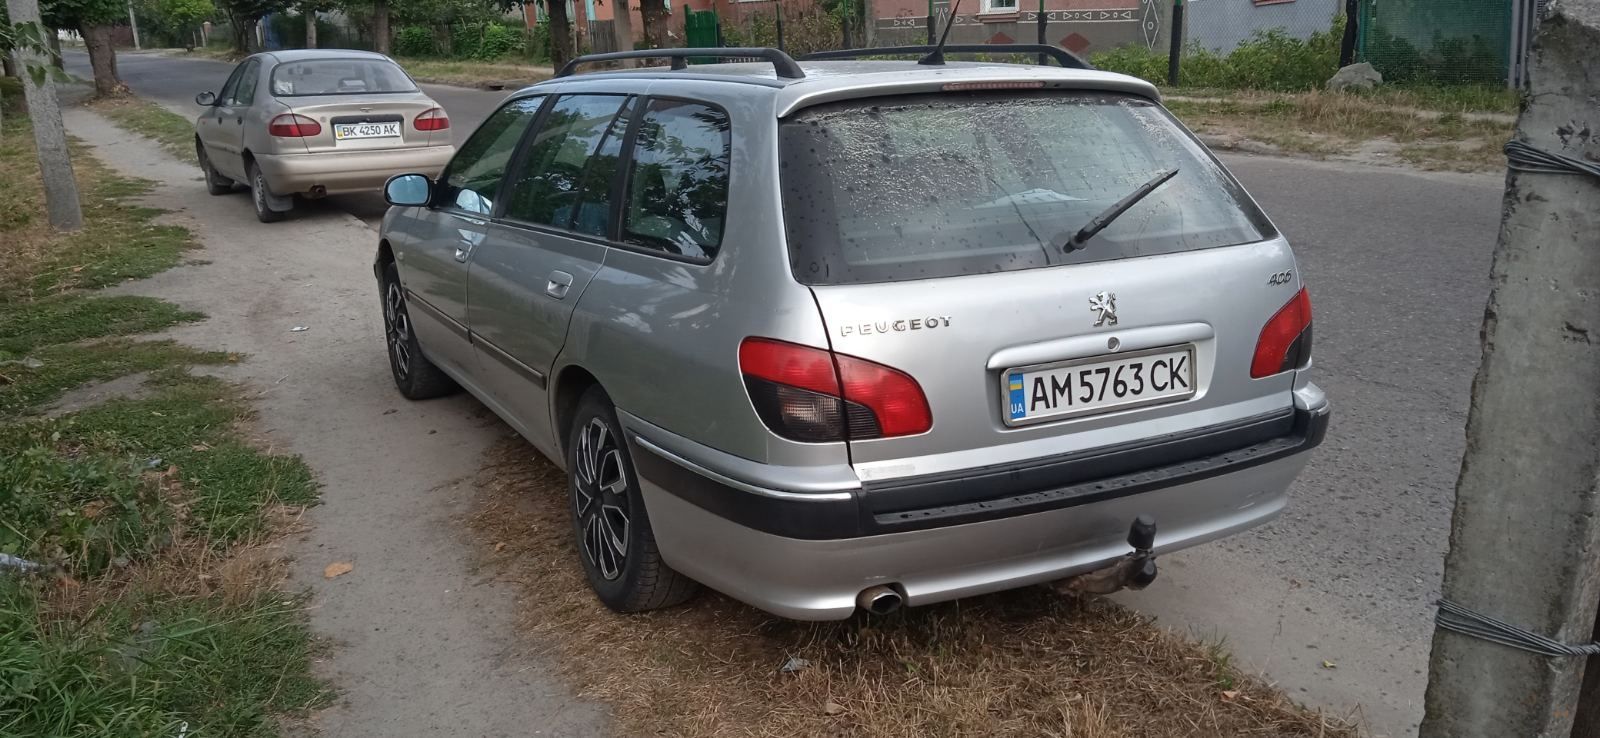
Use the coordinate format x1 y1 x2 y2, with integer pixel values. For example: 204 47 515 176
195 91 216 106
384 174 432 207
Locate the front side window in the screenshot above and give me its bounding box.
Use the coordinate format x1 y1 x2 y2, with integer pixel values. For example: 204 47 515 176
217 62 248 105
437 96 545 215
779 92 1273 285
269 59 418 97
501 95 628 229
620 100 731 261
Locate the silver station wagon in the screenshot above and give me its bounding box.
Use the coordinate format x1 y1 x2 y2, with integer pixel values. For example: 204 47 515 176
375 45 1330 620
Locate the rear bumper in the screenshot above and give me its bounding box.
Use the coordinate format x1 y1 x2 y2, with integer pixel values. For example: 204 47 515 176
626 401 1329 620
254 145 454 196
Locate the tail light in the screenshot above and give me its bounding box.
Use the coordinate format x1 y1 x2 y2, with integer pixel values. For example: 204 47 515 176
739 338 932 443
414 108 450 132
268 114 320 137
1251 287 1313 378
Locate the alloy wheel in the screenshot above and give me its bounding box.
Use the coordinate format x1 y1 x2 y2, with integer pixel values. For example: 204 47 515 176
383 280 412 380
574 417 630 581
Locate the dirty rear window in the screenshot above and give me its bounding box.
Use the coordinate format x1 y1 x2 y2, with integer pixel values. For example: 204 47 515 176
270 59 418 96
779 92 1274 285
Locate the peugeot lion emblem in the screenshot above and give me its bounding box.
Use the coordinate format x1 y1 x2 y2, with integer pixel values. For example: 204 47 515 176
1089 291 1118 327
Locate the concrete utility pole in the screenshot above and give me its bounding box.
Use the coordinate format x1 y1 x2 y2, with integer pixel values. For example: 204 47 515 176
1419 1 1600 736
5 0 84 231
127 0 141 49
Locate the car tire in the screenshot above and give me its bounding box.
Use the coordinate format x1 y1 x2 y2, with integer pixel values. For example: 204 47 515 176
197 143 234 196
249 162 287 223
567 386 698 613
380 261 458 400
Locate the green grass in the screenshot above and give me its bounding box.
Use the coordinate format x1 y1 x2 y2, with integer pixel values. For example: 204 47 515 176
0 295 203 357
0 579 331 738
0 91 329 737
0 116 197 301
0 339 231 418
89 97 198 160
395 57 553 86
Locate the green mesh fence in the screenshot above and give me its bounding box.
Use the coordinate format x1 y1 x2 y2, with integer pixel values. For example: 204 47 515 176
1358 0 1510 84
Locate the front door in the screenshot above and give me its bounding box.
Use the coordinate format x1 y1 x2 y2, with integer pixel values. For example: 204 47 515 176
212 58 260 179
394 95 546 374
466 93 632 454
198 60 251 180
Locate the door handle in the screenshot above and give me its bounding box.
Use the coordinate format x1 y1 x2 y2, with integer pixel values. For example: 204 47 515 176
546 271 574 299
453 246 470 263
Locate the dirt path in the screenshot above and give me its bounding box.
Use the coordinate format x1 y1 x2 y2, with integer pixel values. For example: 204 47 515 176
60 107 610 737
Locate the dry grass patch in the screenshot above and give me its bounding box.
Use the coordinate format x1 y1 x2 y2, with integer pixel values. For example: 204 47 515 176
1168 89 1513 172
470 437 1360 738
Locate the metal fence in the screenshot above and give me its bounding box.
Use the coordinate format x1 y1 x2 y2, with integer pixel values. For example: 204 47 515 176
1357 0 1510 84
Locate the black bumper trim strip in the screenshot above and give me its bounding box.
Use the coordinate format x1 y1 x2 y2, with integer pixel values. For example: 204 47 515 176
632 405 1330 541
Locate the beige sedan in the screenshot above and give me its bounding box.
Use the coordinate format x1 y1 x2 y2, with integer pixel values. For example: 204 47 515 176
194 49 456 222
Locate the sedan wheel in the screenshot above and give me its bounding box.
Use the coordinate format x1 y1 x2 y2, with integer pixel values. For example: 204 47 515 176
249 163 287 223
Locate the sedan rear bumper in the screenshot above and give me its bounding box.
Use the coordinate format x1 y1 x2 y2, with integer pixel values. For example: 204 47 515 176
255 145 455 196
624 400 1329 620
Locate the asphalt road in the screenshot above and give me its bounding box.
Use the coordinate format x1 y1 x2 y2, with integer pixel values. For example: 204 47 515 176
72 49 1506 737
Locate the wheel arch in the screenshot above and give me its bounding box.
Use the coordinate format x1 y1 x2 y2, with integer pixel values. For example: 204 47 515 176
552 364 604 458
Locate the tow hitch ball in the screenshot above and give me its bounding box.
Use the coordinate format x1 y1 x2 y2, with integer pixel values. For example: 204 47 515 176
1055 515 1159 596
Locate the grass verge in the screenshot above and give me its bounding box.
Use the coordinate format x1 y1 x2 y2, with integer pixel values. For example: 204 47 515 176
472 438 1360 738
1165 89 1514 172
394 57 554 88
87 96 197 160
1 84 330 736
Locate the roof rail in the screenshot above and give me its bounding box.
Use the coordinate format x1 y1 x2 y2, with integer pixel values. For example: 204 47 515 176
800 44 1094 71
555 48 807 80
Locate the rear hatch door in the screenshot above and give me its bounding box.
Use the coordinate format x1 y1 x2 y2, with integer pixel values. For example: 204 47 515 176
779 90 1307 480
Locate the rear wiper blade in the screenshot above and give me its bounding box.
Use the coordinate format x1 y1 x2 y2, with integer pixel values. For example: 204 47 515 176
1062 168 1179 253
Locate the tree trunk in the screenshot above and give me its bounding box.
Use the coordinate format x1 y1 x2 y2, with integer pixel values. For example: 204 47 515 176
2 54 17 78
8 0 84 231
639 0 668 49
306 11 318 48
373 0 391 54
547 0 574 68
611 0 634 55
47 33 63 70
80 25 127 97
230 15 253 53
1338 0 1358 67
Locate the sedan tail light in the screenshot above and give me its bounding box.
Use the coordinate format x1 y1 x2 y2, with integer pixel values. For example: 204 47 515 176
739 338 932 442
1251 287 1313 378
268 114 321 137
414 108 450 132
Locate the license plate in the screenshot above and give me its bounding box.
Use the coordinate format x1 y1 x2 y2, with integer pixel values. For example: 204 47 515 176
333 122 400 140
1003 345 1196 426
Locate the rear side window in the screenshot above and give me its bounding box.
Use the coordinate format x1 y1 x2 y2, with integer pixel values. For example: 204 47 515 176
502 95 628 230
437 96 544 215
779 92 1273 285
232 60 260 105
270 59 418 96
621 100 731 261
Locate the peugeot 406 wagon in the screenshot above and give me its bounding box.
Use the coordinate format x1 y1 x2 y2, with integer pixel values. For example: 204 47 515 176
373 46 1330 620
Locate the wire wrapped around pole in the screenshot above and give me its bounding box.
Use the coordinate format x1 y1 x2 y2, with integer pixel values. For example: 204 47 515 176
1505 139 1600 178
1436 599 1600 657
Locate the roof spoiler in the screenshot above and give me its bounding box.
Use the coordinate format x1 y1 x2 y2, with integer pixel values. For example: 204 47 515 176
555 48 807 80
800 44 1094 70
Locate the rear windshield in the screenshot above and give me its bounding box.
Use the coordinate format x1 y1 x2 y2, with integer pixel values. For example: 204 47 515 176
270 59 418 97
779 92 1274 285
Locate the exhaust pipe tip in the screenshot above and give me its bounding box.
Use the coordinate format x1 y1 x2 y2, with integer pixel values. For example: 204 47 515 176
857 585 904 616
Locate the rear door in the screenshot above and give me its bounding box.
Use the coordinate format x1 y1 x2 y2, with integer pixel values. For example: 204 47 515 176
268 57 450 152
778 91 1305 479
465 93 633 449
